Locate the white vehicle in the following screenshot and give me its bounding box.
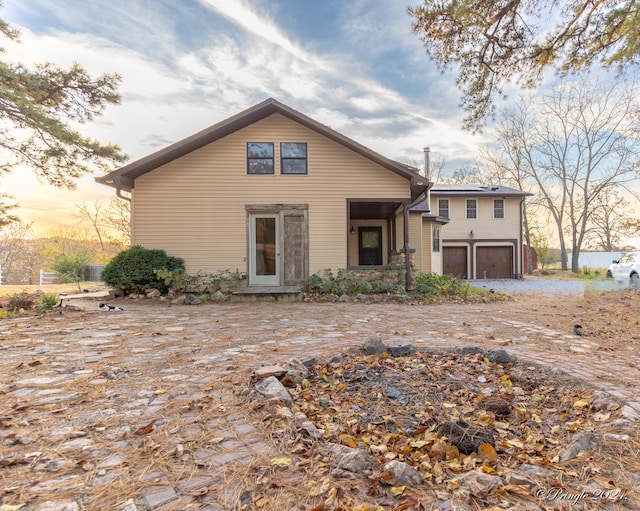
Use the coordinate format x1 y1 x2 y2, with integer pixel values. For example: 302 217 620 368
606 250 640 283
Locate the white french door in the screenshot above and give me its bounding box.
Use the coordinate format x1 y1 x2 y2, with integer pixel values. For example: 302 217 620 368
249 213 280 286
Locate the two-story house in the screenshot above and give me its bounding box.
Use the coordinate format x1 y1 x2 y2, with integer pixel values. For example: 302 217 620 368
430 184 530 279
96 98 446 291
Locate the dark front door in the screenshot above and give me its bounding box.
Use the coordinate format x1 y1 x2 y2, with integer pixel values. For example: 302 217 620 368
358 227 383 265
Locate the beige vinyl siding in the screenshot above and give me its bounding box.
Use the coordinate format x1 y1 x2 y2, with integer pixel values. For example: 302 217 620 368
409 213 422 271
347 220 389 266
133 113 411 275
430 196 521 240
421 220 432 274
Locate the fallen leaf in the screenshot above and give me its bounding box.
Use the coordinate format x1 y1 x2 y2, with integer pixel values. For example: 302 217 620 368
573 399 590 409
390 485 406 496
477 443 498 464
270 456 292 467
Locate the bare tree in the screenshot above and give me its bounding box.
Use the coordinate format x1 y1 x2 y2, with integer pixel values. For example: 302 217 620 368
103 196 131 246
490 76 640 272
75 197 131 249
479 144 540 273
0 221 34 283
75 201 106 252
584 189 638 250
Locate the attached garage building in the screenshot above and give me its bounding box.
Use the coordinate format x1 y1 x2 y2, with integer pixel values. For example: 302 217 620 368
430 185 531 280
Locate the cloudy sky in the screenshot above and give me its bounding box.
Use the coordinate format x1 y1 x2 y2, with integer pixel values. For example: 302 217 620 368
2 0 489 234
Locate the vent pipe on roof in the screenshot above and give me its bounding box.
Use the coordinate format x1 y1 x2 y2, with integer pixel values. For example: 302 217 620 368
423 146 430 180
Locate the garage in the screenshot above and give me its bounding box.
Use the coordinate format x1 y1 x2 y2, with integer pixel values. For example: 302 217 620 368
443 246 468 279
476 246 513 279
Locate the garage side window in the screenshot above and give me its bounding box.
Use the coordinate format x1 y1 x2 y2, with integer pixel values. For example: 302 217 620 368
281 142 307 174
466 199 477 219
247 142 274 174
493 199 505 219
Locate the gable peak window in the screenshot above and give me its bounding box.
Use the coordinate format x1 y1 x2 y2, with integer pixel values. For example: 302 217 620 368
466 199 477 219
281 142 307 174
247 142 274 174
493 199 505 219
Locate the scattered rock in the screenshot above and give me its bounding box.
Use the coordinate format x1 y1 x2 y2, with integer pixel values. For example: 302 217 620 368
254 376 292 404
282 358 309 386
294 412 322 440
384 459 423 487
254 365 287 380
558 432 597 462
327 443 376 475
145 288 161 299
620 405 640 421
362 336 387 355
183 293 202 305
301 356 317 367
504 470 535 488
388 344 417 357
486 349 513 365
455 470 504 499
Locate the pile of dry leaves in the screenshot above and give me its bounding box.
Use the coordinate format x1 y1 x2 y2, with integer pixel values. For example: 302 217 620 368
242 342 640 510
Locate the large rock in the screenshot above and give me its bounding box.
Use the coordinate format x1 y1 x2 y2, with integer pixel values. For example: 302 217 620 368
363 336 387 355
455 470 504 499
384 460 422 487
327 443 376 475
254 376 292 404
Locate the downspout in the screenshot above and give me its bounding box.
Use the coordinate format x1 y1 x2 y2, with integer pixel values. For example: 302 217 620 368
404 147 432 291
116 189 131 202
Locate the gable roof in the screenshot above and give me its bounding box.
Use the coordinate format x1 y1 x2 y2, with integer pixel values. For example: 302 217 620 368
95 98 421 192
430 184 532 197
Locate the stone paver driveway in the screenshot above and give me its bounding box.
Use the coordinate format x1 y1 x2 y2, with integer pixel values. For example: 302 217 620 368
1 294 639 510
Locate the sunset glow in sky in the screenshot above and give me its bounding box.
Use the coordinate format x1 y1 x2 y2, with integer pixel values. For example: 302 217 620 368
0 0 496 234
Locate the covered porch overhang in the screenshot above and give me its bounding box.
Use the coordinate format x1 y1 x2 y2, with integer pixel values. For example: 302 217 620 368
347 198 408 270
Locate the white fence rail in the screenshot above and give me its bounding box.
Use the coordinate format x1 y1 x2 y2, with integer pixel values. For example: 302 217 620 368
39 269 58 286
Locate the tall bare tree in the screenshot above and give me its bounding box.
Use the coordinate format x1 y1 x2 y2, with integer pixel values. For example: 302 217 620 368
409 0 640 130
583 188 638 250
489 76 640 272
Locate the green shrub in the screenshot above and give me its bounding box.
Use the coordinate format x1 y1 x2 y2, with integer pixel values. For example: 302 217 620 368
38 294 59 311
101 246 185 294
52 250 94 285
305 269 340 294
335 268 373 295
414 272 469 297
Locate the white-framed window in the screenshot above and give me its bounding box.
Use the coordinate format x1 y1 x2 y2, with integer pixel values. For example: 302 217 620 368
438 199 449 219
493 199 505 219
466 199 477 219
432 225 440 252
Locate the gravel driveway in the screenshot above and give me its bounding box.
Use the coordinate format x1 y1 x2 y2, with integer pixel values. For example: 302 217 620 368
470 276 634 294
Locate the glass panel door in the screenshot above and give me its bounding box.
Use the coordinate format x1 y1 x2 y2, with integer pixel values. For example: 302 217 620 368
250 214 279 285
358 226 383 265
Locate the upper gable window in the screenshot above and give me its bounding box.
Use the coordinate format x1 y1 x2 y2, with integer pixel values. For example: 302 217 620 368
247 142 274 174
493 199 505 219
281 142 308 174
466 199 477 219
